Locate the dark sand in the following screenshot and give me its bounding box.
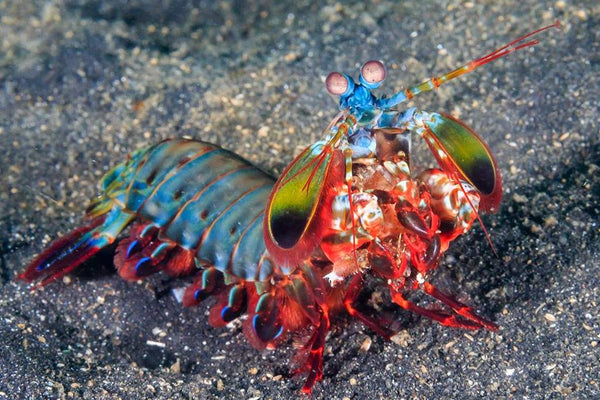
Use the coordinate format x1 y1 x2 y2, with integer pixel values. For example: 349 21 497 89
1 1 598 398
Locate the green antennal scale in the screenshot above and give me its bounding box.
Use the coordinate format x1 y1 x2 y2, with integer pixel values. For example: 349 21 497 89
264 141 345 267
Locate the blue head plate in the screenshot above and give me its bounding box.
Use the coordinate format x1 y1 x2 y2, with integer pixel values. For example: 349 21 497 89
326 60 386 118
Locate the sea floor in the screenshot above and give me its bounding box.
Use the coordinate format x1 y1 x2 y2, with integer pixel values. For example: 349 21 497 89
1 1 598 398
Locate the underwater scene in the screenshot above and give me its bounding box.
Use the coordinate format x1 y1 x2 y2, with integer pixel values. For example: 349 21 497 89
1 0 598 398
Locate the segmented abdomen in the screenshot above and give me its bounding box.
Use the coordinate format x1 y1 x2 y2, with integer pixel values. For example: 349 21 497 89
102 139 276 281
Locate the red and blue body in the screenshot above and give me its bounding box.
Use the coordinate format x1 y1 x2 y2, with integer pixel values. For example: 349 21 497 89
19 22 558 394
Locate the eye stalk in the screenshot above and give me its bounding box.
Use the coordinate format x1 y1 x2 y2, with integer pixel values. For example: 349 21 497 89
326 72 354 97
359 60 386 89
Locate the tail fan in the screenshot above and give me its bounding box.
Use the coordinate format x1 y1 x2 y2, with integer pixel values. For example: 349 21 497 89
18 210 133 288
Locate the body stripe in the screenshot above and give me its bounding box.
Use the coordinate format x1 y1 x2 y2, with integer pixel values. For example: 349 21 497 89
229 211 267 280
139 149 249 226
132 146 220 215
196 185 271 273
125 141 217 212
165 167 273 249
92 139 279 282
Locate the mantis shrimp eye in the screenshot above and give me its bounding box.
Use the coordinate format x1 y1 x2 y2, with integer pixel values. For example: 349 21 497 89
326 72 354 97
359 60 386 89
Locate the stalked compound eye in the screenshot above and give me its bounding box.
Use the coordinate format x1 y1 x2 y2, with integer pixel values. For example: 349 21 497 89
359 60 386 89
325 72 354 97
